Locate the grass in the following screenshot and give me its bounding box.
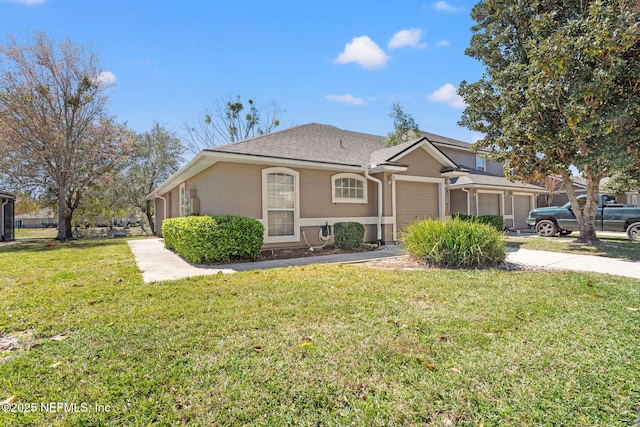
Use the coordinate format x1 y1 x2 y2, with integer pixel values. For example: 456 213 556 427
506 233 640 261
14 227 57 239
1 239 639 425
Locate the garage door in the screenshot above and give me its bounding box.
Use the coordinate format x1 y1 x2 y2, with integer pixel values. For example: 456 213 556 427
396 181 439 232
477 193 500 216
513 195 532 229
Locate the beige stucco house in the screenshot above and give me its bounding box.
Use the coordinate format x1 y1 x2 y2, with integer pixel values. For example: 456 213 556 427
148 123 543 248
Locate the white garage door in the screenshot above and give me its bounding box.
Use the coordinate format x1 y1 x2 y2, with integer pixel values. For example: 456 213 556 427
477 193 500 216
396 181 439 232
513 195 532 229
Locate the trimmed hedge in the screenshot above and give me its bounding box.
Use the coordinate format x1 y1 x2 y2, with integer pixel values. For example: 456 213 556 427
162 215 264 263
334 222 365 250
452 212 504 231
400 218 505 268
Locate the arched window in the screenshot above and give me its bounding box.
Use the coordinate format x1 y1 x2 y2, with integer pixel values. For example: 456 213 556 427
332 173 368 203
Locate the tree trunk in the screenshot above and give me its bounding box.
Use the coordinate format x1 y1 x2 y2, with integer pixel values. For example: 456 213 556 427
56 190 68 241
145 200 155 235
562 169 601 245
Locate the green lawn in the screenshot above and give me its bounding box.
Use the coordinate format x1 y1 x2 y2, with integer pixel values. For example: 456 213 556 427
1 240 639 426
14 227 58 239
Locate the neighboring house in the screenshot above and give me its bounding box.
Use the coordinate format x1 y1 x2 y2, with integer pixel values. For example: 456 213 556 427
1 190 16 242
148 123 544 249
424 132 545 230
536 176 636 207
14 208 57 229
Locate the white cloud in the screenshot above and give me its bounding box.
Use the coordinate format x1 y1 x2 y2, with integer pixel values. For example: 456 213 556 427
388 28 427 49
325 94 366 106
433 1 464 12
95 71 117 86
436 40 450 48
335 36 389 70
0 0 46 4
427 83 466 108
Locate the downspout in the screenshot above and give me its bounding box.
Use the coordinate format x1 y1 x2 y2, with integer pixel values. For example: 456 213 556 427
154 193 167 236
1 200 7 241
461 188 471 215
364 169 383 242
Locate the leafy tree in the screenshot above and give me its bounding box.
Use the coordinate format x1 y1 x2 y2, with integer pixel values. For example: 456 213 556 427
606 169 640 196
0 31 134 241
13 192 41 216
118 122 184 234
459 0 640 244
385 103 421 147
185 94 284 154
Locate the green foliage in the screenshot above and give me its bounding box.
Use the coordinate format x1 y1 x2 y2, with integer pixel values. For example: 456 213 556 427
162 215 263 263
400 218 505 268
385 103 421 147
459 0 640 243
334 222 365 250
606 170 640 196
452 212 505 231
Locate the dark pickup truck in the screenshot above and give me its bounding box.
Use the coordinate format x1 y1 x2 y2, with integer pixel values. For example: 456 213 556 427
526 194 640 240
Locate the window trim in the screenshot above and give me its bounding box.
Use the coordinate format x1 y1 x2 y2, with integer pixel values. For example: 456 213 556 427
475 155 486 172
262 167 300 243
331 173 368 204
179 183 189 217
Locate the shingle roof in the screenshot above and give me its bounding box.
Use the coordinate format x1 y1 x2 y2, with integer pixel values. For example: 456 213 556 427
208 123 461 168
450 168 544 191
209 123 387 167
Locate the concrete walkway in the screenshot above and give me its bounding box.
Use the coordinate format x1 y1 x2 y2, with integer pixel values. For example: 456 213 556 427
128 238 640 283
506 247 640 279
127 238 401 283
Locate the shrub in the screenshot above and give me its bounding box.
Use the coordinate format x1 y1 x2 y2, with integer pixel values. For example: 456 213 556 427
478 215 505 231
161 215 264 263
334 222 365 250
400 218 505 268
452 212 504 231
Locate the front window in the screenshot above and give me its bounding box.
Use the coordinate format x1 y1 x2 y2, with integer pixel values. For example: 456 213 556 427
263 168 299 242
179 183 189 217
332 173 367 203
476 155 486 172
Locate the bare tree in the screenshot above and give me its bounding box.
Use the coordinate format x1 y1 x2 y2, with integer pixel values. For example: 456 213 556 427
184 94 284 154
0 31 134 241
118 122 184 234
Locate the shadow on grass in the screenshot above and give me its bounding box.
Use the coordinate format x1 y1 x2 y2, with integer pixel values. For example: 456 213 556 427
0 237 131 254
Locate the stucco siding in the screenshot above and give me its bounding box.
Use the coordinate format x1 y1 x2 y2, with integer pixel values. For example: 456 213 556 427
396 148 444 178
486 162 504 176
438 147 475 169
188 162 262 218
299 169 377 219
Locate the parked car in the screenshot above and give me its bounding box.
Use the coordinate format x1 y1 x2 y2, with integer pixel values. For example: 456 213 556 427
526 195 640 240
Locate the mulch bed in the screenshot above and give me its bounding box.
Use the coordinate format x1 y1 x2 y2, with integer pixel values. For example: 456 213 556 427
255 245 376 262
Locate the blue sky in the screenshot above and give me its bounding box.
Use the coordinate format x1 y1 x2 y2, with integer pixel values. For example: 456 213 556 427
0 0 485 148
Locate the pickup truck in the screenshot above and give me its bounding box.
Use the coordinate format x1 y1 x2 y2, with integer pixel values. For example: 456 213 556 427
526 194 640 240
